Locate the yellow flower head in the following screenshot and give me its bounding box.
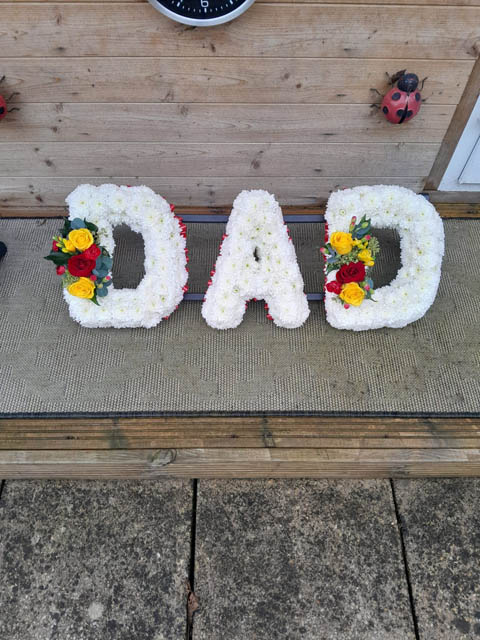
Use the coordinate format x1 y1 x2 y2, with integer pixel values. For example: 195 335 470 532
68 277 95 299
329 231 353 256
339 282 365 307
69 228 94 252
61 238 76 253
357 249 374 267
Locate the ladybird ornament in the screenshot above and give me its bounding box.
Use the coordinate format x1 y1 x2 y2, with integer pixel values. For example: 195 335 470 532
381 73 422 124
0 93 7 121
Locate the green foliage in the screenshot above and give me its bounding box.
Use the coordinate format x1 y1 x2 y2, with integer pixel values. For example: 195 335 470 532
44 251 69 266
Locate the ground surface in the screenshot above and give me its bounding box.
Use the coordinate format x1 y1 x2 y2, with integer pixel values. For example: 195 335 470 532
1 479 479 640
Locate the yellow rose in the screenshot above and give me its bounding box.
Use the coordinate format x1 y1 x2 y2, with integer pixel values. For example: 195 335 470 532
357 249 374 267
330 232 353 255
339 282 365 306
61 238 76 253
68 228 94 252
68 277 95 299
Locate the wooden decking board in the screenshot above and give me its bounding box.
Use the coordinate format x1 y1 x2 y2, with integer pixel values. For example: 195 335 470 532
1 203 480 219
1 417 480 478
1 448 480 479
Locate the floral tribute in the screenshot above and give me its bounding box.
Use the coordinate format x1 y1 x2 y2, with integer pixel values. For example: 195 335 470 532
202 189 309 329
324 185 444 331
46 184 188 329
45 217 113 304
321 215 380 309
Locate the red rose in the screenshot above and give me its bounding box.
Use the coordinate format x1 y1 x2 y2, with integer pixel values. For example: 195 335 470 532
82 244 101 260
336 262 366 284
67 254 96 277
326 280 342 295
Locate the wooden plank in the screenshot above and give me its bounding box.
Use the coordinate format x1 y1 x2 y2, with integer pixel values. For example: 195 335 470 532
426 57 480 190
1 4 479 59
1 447 480 478
0 142 440 177
0 177 426 210
428 191 480 204
5 0 480 6
2 200 479 218
2 58 470 105
3 103 455 144
1 416 480 450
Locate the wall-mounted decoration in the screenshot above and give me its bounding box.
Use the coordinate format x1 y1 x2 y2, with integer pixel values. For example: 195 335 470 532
0 76 20 121
147 0 256 26
380 72 423 124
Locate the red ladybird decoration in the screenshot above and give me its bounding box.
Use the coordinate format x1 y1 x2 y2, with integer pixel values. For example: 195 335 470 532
381 73 422 124
0 94 6 121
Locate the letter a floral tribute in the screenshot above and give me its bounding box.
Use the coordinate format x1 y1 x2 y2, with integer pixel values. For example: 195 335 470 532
321 215 379 309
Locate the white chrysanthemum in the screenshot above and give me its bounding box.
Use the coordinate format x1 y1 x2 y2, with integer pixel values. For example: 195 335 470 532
325 185 444 331
63 184 187 329
202 190 310 329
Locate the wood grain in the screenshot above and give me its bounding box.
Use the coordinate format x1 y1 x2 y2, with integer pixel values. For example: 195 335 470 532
0 142 440 177
3 103 455 143
0 177 427 210
2 416 480 450
1 3 479 59
4 0 480 5
1 448 480 478
2 58 470 105
3 200 478 217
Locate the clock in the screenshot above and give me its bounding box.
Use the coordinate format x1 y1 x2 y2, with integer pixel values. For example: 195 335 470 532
147 0 256 26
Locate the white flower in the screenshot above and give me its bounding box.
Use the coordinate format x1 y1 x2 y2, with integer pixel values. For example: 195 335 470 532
202 190 310 329
325 185 445 331
63 185 187 329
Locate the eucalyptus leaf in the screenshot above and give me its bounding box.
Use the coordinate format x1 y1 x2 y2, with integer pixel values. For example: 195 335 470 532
71 218 86 229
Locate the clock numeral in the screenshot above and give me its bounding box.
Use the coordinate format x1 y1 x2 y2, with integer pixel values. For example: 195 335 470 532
201 0 209 7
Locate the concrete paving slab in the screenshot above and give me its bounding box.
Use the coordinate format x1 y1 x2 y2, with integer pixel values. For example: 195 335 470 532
194 479 415 640
394 479 480 639
0 480 192 640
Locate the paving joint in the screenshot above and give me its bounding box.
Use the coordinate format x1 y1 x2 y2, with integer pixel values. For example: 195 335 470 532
186 478 199 640
0 480 5 502
390 479 421 640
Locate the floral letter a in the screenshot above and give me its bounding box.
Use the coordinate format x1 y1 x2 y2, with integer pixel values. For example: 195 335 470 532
202 190 310 330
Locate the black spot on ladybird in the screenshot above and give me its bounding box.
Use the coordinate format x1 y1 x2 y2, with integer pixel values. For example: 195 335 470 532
415 93 421 101
396 109 405 117
0 107 4 115
382 106 388 114
406 110 413 118
392 92 401 101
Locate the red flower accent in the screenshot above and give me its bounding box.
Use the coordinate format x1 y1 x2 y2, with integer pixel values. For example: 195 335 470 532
56 265 65 275
52 240 59 252
82 244 101 260
336 262 366 284
326 280 342 295
67 254 96 277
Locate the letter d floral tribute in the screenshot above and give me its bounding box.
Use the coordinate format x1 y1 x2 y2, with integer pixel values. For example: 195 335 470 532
45 184 187 328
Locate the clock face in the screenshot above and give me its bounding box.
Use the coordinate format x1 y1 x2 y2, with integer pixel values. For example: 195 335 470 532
147 0 256 26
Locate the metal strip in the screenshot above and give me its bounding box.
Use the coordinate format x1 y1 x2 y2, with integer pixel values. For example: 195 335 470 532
184 292 324 301
178 214 325 224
